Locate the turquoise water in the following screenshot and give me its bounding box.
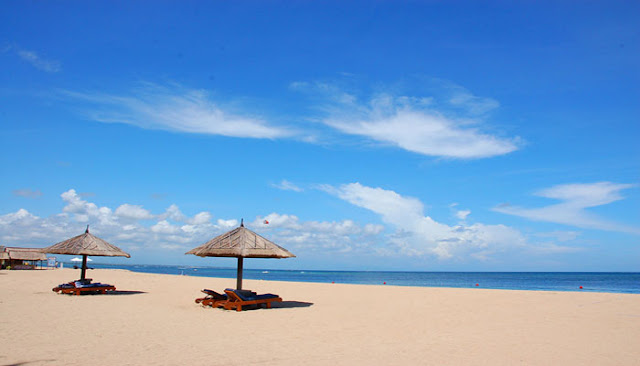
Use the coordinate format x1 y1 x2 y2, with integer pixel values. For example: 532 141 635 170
83 263 640 294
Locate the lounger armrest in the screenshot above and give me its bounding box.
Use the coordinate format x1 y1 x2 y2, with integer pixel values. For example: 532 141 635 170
202 289 227 299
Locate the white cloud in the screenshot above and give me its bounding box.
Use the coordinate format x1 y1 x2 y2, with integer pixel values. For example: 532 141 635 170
151 220 180 234
1 185 602 265
16 49 61 72
0 189 385 259
115 204 154 220
157 204 211 225
324 183 527 259
0 209 69 242
494 182 639 234
0 190 221 251
189 212 212 225
217 219 238 228
61 189 115 225
62 83 294 139
272 179 303 192
248 213 385 253
57 79 517 159
251 213 300 228
456 210 471 220
537 182 632 207
325 104 517 159
160 204 186 222
293 80 519 159
0 208 40 226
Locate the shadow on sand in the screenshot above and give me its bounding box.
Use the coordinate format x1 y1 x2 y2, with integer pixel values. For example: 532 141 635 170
2 359 56 366
213 300 313 312
272 300 314 309
107 290 147 296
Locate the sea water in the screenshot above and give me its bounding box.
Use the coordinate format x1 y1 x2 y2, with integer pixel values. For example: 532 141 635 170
86 263 640 294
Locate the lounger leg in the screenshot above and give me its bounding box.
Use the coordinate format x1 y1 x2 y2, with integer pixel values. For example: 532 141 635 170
236 305 242 312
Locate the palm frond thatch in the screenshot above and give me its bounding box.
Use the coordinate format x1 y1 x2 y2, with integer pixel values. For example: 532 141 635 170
6 248 47 261
186 224 294 259
42 228 130 257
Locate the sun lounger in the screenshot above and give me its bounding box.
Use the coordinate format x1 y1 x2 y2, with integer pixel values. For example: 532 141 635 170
52 279 116 295
195 289 228 308
223 288 282 311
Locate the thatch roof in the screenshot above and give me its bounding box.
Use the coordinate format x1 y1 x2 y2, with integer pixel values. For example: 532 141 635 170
5 247 47 261
0 251 10 260
186 224 295 259
41 228 130 258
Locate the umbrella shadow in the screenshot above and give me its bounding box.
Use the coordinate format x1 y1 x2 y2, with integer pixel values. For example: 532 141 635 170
1 359 56 366
272 300 314 309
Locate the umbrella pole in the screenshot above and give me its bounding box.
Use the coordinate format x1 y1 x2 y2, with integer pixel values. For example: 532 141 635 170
80 255 88 280
236 257 243 290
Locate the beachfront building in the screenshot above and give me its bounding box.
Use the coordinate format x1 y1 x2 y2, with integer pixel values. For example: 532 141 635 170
0 249 8 269
0 246 48 270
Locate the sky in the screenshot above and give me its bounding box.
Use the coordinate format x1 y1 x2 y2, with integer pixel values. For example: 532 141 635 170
1 1 638 271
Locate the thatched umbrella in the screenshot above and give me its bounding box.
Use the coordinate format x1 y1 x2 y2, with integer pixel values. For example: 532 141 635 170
41 226 130 280
186 219 295 290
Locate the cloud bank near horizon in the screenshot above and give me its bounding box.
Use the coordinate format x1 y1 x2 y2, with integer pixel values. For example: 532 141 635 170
321 182 530 259
2 183 605 264
0 189 385 257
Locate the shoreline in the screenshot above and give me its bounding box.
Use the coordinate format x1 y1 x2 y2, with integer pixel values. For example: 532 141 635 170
13 266 640 293
2 268 639 365
66 264 640 294
78 262 640 273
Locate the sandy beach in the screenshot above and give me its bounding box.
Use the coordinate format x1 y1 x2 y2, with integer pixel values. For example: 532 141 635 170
1 268 638 365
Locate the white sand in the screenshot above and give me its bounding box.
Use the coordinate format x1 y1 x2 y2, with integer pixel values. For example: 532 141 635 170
1 268 638 365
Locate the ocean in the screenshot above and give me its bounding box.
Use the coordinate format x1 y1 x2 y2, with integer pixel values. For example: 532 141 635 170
82 263 640 294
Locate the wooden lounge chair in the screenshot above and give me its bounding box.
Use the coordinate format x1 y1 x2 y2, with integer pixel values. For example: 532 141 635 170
195 289 228 308
52 279 116 295
223 288 282 312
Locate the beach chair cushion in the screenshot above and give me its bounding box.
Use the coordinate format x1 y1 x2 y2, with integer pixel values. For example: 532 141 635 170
225 289 258 301
235 291 278 301
75 281 104 288
252 293 280 300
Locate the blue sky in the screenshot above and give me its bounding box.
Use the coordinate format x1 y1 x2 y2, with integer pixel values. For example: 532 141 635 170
1 1 638 271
